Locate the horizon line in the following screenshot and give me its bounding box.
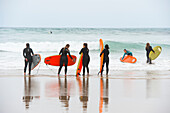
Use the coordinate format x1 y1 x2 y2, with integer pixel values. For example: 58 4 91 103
0 26 170 29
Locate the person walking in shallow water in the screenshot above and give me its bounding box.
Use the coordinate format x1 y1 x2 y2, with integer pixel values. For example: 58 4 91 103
58 44 73 76
79 43 90 76
23 43 34 75
100 44 109 75
145 43 155 64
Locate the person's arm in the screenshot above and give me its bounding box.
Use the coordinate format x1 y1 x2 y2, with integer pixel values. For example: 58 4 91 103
59 48 63 55
131 52 133 56
87 49 89 55
23 49 26 58
151 46 155 53
31 48 34 56
100 49 104 57
79 48 83 54
122 53 126 60
130 51 133 56
68 50 73 59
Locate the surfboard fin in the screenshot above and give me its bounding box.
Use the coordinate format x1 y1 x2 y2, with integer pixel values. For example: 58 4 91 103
98 72 100 75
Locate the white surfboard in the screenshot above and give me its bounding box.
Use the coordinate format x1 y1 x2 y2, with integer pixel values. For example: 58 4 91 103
31 54 41 70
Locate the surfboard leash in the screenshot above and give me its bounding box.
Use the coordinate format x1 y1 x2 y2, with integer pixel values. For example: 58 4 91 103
36 62 41 75
46 64 56 74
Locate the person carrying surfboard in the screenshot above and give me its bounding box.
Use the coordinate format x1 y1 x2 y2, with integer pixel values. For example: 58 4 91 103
79 43 90 76
58 44 73 76
100 44 109 75
145 43 155 64
23 43 34 75
121 49 133 60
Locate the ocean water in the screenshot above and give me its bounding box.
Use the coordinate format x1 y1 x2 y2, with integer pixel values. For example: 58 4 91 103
0 28 170 74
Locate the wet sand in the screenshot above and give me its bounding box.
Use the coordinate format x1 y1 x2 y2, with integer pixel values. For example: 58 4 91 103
0 70 170 113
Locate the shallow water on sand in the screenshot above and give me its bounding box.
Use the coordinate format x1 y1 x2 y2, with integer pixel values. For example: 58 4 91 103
0 75 170 113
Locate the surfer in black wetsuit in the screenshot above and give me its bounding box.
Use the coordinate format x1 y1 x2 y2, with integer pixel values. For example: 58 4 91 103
100 44 109 75
145 43 155 64
58 44 73 76
23 43 34 75
79 43 90 76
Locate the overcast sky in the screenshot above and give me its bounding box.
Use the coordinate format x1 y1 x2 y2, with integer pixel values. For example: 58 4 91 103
0 0 170 28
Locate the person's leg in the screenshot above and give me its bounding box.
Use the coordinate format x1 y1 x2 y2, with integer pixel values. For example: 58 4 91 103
28 61 32 75
106 60 109 75
149 58 152 64
24 60 28 75
83 66 85 76
101 61 105 75
86 65 89 75
65 63 68 75
64 59 68 75
83 58 87 76
146 55 149 63
58 58 63 75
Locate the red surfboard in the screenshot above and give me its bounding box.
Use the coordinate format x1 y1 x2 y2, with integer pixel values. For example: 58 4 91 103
44 55 77 66
76 53 83 76
120 55 137 63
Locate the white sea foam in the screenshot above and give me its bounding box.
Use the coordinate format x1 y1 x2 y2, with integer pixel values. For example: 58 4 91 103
0 28 170 72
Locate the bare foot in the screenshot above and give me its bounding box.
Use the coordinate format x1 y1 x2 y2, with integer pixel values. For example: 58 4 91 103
24 73 26 76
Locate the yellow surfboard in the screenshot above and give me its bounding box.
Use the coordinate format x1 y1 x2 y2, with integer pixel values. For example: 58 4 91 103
149 46 162 60
76 53 83 76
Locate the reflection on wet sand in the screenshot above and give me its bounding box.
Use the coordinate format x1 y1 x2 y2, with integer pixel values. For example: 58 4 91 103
15 74 170 113
58 76 71 110
45 76 73 111
23 77 40 109
76 76 89 112
99 76 109 113
23 77 33 109
146 79 161 99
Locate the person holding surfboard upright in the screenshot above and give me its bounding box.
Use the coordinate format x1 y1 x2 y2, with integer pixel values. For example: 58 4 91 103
79 43 90 76
145 43 155 64
58 44 73 76
100 44 109 75
23 43 34 75
121 49 133 60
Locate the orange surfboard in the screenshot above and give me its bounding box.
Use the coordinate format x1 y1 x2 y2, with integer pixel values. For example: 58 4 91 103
44 55 77 66
120 55 137 63
76 53 83 76
99 39 104 73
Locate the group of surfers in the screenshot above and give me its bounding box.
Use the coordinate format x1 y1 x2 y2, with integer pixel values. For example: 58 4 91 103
23 42 155 76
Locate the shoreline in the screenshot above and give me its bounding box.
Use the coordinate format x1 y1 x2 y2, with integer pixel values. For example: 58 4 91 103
0 69 170 79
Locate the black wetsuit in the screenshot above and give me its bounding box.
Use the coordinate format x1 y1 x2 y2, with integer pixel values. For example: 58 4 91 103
100 49 109 75
145 46 154 64
58 48 73 75
79 47 90 75
23 47 34 75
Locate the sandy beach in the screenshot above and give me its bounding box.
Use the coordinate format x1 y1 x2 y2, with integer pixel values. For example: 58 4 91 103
0 70 170 113
1 0 170 112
